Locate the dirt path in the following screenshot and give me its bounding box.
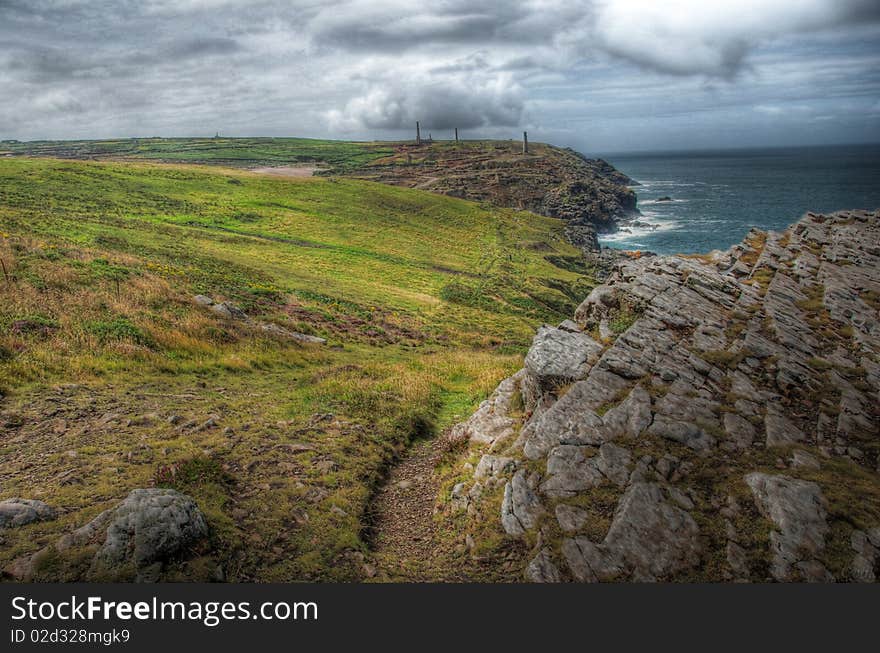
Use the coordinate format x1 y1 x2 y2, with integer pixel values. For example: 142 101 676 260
249 165 319 177
367 437 450 581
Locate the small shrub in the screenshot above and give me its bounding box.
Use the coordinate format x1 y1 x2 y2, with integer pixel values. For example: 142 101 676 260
440 281 495 310
84 316 152 346
0 342 14 362
699 348 750 370
89 258 130 280
609 310 638 335
154 456 233 492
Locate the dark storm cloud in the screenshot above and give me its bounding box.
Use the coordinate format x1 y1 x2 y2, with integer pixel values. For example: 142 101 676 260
165 37 242 59
0 1 878 150
328 78 524 131
3 42 86 82
309 1 538 52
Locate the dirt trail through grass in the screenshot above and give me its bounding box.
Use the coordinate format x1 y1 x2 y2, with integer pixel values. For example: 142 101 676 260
249 165 318 177
368 437 445 581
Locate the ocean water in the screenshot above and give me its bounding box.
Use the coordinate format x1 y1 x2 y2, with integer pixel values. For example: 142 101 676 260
598 144 880 255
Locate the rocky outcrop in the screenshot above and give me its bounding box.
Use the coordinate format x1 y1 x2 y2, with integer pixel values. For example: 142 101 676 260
447 210 880 582
345 143 637 252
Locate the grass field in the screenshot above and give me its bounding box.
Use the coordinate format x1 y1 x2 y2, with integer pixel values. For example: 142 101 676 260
0 157 593 581
0 137 393 172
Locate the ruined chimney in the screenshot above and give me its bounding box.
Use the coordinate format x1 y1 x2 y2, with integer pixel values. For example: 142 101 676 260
416 121 421 145
455 128 459 143
523 131 529 154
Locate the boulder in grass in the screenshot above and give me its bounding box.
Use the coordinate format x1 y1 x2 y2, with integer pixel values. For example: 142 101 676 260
0 498 56 529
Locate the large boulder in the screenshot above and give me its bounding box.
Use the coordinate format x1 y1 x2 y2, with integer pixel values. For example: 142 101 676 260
523 326 603 390
56 488 208 579
0 499 56 529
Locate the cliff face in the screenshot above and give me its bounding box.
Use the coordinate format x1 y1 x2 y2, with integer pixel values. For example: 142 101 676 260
445 210 880 582
343 141 638 252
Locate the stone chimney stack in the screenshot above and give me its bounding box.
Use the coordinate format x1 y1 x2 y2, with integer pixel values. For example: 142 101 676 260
416 121 421 145
455 128 459 143
523 131 529 154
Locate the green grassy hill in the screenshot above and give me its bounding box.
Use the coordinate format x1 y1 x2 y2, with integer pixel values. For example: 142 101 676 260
1 137 391 171
1 136 638 249
0 157 594 581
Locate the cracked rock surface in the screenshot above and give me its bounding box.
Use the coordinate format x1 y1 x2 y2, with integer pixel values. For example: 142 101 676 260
448 210 880 582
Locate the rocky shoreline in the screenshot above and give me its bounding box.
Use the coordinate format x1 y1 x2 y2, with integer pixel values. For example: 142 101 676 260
446 209 880 582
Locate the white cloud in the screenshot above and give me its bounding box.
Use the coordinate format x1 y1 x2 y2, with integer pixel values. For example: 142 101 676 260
586 0 880 76
1 0 878 149
327 74 524 131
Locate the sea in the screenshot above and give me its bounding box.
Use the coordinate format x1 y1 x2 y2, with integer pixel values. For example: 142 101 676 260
598 144 880 255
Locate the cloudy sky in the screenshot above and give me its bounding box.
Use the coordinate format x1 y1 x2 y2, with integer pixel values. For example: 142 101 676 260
1 0 879 152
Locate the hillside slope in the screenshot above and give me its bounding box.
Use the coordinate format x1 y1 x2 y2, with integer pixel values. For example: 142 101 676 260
2 137 638 251
0 137 391 172
340 140 637 251
440 209 880 582
0 157 593 581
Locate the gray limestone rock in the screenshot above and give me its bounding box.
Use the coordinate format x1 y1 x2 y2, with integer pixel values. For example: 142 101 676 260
450 371 523 446
67 489 209 578
574 285 619 329
789 450 821 470
849 530 877 583
448 209 880 583
501 470 544 536
522 382 651 460
521 382 605 459
524 326 603 388
526 548 562 583
647 414 716 452
540 443 631 498
473 455 515 484
765 405 806 447
722 412 755 451
258 322 326 344
726 541 749 578
601 384 652 440
556 504 591 533
562 482 701 582
0 498 56 529
745 473 830 581
210 301 249 320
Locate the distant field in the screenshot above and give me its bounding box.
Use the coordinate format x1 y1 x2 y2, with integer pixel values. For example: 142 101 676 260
0 157 593 581
0 137 393 172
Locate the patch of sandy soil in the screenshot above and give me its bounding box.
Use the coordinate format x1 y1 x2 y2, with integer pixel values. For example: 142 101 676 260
250 166 319 177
